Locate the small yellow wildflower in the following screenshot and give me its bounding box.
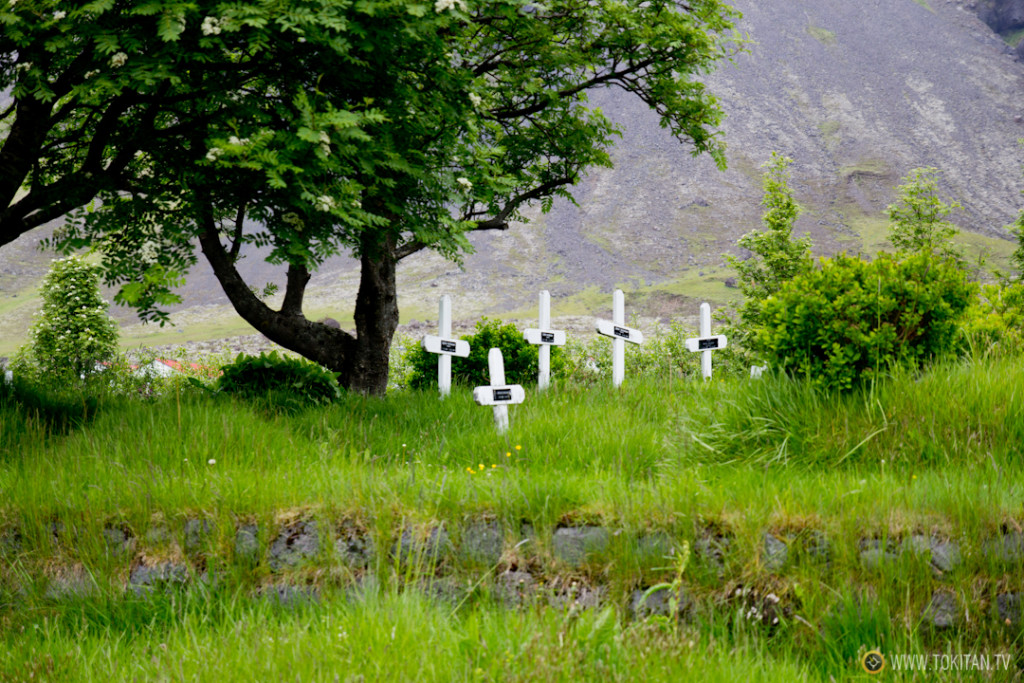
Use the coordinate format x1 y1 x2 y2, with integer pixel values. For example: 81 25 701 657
515 445 522 451
506 452 511 457
478 463 484 470
466 467 473 474
491 464 497 469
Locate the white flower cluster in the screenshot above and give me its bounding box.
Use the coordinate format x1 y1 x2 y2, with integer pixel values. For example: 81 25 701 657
227 135 250 146
318 130 331 157
109 52 127 68
84 69 99 79
434 0 466 12
205 147 223 162
53 10 66 20
139 240 158 265
201 16 223 36
314 195 335 212
456 177 473 190
468 92 482 108
14 62 31 73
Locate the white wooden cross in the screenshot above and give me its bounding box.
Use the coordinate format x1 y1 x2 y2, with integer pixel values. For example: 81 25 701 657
473 348 525 434
523 290 566 391
685 302 728 380
421 295 470 397
595 289 644 388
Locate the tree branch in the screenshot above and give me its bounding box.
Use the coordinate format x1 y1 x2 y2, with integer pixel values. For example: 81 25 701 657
394 175 574 261
281 262 310 317
488 59 655 120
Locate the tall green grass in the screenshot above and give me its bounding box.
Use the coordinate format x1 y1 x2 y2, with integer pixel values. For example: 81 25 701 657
2 357 1024 681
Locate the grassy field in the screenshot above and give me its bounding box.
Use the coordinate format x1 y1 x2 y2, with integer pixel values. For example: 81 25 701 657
1 356 1023 681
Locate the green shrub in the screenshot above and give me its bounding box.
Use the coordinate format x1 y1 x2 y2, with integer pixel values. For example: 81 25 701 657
0 373 100 436
561 319 716 383
19 255 119 381
404 318 563 390
958 282 1024 358
217 352 341 410
756 252 975 390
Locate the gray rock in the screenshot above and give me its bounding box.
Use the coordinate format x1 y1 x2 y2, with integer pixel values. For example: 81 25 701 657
335 525 375 568
928 539 961 574
629 586 690 620
392 526 451 566
44 569 96 600
549 582 606 611
459 521 503 566
552 526 610 566
996 592 1021 626
234 524 260 563
899 535 961 574
129 562 190 595
859 538 897 570
102 526 134 556
922 591 958 629
982 532 1024 564
262 584 319 608
694 532 731 572
269 521 320 570
183 519 213 554
495 570 537 607
762 533 788 572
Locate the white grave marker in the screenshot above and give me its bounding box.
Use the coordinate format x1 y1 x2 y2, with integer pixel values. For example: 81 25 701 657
472 348 525 434
421 295 470 397
523 290 566 391
685 302 727 380
595 289 644 387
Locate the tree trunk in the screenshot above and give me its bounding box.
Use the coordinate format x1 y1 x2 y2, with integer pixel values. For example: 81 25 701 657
198 222 399 397
349 243 400 396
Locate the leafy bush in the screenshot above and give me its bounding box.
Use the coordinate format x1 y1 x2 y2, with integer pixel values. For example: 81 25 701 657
958 282 1024 358
756 252 975 390
217 352 341 409
404 318 563 390
18 256 118 381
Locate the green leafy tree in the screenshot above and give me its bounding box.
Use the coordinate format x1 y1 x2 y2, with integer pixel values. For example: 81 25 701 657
724 152 812 353
886 167 964 263
18 255 118 380
0 0 740 395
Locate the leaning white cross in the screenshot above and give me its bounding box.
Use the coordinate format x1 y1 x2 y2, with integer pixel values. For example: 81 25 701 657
685 302 727 380
595 288 644 388
473 348 525 434
421 295 470 397
523 290 566 391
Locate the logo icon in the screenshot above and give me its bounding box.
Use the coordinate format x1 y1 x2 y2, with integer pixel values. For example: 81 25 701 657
862 650 886 674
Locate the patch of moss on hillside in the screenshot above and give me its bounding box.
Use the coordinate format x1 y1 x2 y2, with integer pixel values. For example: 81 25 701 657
806 24 836 46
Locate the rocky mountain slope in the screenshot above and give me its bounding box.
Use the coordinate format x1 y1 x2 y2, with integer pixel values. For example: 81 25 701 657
3 0 1024 355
